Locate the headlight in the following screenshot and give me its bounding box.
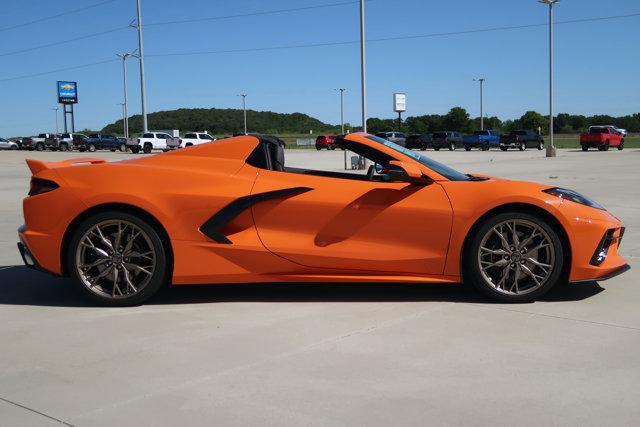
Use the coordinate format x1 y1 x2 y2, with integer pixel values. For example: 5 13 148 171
543 187 605 210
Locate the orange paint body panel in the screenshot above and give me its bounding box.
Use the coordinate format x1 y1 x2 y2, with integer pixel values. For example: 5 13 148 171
18 133 628 289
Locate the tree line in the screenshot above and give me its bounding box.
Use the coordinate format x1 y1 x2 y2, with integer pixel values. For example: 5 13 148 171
100 107 640 136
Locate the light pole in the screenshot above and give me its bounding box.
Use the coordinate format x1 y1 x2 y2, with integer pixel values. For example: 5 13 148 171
239 94 247 134
359 0 369 169
119 103 126 135
473 78 485 130
132 0 148 133
116 52 133 138
335 88 347 169
539 0 559 157
52 107 59 134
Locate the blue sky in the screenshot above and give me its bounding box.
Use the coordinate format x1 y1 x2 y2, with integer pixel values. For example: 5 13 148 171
1 0 638 136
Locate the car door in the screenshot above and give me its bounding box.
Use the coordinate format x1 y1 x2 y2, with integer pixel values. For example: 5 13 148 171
250 168 453 276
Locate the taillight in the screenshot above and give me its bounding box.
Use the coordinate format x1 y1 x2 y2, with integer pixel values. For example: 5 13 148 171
28 178 59 196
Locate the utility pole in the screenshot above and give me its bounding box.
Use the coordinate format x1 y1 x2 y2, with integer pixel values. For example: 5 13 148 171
473 78 485 130
116 52 132 138
335 88 347 169
52 107 59 134
132 0 148 133
359 0 367 134
539 0 559 157
239 94 247 134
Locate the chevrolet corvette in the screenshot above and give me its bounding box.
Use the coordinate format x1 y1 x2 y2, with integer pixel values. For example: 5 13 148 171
17 133 629 306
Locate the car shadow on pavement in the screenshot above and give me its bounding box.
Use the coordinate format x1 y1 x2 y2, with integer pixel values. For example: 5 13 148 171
0 265 605 307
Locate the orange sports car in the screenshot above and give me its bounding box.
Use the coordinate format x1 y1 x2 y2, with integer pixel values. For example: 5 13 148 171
17 133 629 306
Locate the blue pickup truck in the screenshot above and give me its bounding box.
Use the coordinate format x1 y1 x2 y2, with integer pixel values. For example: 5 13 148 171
463 130 500 151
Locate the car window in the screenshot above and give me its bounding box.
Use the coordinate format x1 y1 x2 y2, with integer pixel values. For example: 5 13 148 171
203 134 214 139
184 133 196 139
142 133 153 138
89 134 99 138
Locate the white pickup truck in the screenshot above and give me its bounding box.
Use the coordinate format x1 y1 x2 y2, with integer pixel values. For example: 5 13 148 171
180 132 216 147
131 131 181 154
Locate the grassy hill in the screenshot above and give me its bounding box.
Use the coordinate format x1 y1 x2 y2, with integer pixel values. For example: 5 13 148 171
101 108 340 136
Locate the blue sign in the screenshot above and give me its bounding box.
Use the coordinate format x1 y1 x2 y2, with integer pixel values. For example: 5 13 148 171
57 81 78 104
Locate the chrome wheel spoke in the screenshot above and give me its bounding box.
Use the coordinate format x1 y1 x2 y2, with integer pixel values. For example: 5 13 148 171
76 219 156 299
478 218 556 296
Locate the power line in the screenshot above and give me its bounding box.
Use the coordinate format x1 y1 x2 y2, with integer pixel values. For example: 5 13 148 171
0 59 118 83
0 0 365 58
1 11 638 82
147 12 640 58
0 0 120 33
144 0 365 26
0 26 128 58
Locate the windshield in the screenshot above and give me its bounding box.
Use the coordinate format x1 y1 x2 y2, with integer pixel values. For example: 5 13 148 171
366 135 469 181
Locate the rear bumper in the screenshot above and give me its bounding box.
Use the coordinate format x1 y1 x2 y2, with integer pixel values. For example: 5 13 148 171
581 140 605 147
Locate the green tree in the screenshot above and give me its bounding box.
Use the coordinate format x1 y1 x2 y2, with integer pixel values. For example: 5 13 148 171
518 111 549 133
443 107 471 132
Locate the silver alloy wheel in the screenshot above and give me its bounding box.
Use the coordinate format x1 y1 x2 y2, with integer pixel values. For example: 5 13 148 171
75 220 156 299
477 219 555 296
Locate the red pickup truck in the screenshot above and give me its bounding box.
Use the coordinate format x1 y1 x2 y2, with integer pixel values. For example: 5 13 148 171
580 127 624 151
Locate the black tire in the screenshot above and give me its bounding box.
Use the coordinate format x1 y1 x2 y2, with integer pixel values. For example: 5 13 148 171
35 142 44 151
449 142 456 151
500 146 508 151
59 143 69 152
88 144 96 152
463 211 564 303
131 146 140 154
604 140 610 151
67 210 169 306
419 143 426 151
10 145 18 150
519 142 526 151
434 147 440 151
465 146 471 151
143 144 152 154
582 145 588 151
538 141 544 150
119 144 127 152
618 141 624 150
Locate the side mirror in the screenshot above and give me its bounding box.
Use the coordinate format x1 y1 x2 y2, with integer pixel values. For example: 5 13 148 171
387 160 430 185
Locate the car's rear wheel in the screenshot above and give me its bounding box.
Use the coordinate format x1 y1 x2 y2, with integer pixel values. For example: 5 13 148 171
464 212 564 302
59 143 69 152
10 145 18 150
143 144 152 154
131 146 140 154
88 144 96 152
582 145 588 151
419 143 427 151
68 211 168 306
604 140 610 151
119 144 127 152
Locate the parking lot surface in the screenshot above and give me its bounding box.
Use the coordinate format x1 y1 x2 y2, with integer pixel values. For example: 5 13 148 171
1 148 639 426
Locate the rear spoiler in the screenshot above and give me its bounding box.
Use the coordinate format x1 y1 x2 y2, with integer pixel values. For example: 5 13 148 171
26 158 107 175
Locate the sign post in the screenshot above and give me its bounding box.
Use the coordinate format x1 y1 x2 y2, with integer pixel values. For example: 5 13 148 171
57 81 78 133
393 93 406 131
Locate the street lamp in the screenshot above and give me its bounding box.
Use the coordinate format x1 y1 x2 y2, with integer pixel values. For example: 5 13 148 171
131 0 148 133
539 0 559 157
116 52 135 138
335 88 347 169
52 107 59 134
239 94 247 134
473 78 485 130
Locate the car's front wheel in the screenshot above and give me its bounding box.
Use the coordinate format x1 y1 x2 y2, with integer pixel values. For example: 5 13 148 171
464 212 564 302
68 211 169 306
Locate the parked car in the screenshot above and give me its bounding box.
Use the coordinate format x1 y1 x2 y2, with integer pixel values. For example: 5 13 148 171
44 133 78 151
580 127 624 151
500 130 544 151
589 125 627 137
463 130 500 151
31 133 52 151
432 131 464 151
375 132 407 147
78 134 124 152
180 132 216 147
19 137 36 150
315 134 337 150
405 134 432 150
0 137 19 150
132 132 181 154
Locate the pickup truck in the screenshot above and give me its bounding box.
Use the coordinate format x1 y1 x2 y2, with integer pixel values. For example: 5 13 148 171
180 132 216 147
499 130 544 151
580 127 624 151
463 130 500 151
44 133 84 151
77 134 125 152
131 132 181 153
432 131 464 151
